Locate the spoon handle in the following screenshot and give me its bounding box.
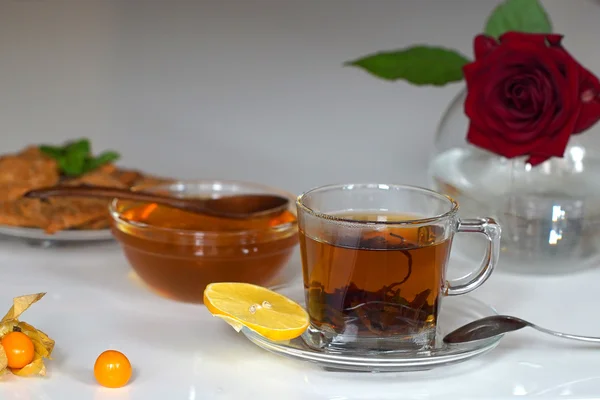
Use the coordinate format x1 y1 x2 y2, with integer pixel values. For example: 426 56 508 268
443 315 600 345
530 323 600 343
24 185 207 212
23 185 289 219
25 185 187 202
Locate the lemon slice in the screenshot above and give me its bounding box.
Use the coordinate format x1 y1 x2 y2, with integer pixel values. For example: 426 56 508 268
203 282 309 341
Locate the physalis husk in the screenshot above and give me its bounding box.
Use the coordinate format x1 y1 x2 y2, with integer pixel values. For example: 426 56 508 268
0 293 55 377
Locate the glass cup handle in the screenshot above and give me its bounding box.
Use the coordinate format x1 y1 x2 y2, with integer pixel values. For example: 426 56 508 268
445 217 501 296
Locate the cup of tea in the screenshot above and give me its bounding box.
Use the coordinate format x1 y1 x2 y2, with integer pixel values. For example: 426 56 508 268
296 183 501 353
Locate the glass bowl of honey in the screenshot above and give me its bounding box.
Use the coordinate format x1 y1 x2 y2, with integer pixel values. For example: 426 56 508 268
108 180 299 304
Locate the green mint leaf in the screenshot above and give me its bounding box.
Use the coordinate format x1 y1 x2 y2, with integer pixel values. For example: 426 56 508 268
40 139 119 176
83 151 120 173
345 46 470 86
39 145 64 159
64 138 91 156
484 0 552 38
94 151 120 165
64 150 86 176
57 155 81 177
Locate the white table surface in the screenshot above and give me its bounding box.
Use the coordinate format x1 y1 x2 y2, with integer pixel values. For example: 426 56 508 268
0 234 599 400
2 1 600 398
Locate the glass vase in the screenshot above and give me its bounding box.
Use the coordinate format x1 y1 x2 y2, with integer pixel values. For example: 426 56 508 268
428 88 600 274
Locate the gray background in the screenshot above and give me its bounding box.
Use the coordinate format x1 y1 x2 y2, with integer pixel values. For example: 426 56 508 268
1 0 599 195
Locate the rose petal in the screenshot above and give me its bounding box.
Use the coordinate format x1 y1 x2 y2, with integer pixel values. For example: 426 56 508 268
574 65 600 133
463 62 493 133
546 35 564 47
520 101 578 166
466 124 501 155
482 48 572 142
525 129 574 166
526 155 548 166
500 32 564 47
464 31 594 165
575 97 600 133
473 35 498 59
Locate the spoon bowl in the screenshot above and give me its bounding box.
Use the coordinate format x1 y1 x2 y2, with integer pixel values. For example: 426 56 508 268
24 185 290 219
444 315 600 344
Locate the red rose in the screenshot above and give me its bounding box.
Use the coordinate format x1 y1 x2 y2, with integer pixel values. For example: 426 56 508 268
463 32 600 166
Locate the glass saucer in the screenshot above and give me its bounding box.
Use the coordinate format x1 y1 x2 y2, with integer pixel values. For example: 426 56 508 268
242 295 502 372
0 225 113 247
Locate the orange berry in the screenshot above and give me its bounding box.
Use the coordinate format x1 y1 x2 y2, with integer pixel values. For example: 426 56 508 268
1 331 35 369
93 350 132 388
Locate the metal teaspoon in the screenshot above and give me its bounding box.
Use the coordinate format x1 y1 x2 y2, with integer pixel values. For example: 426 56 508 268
443 315 600 344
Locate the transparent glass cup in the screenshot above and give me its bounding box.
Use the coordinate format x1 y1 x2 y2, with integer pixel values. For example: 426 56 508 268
296 183 501 354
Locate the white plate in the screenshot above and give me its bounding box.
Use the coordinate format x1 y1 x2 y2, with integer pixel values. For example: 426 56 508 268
242 295 502 372
0 225 113 244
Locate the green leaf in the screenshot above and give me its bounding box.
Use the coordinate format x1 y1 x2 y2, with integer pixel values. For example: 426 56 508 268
39 145 64 159
64 138 91 156
345 46 470 86
39 139 119 177
64 148 87 176
83 151 120 173
57 155 80 177
484 0 552 38
94 151 120 165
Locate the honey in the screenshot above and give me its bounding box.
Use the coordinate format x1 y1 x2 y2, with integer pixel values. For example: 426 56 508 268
120 203 297 232
111 202 298 303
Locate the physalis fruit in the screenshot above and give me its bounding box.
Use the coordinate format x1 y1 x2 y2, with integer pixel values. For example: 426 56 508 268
0 293 55 377
1 331 35 369
94 350 132 388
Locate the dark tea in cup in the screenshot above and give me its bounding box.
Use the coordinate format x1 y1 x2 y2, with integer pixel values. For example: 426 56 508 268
296 184 501 353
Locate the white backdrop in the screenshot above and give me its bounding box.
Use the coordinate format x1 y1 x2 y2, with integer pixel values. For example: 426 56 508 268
1 0 599 195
